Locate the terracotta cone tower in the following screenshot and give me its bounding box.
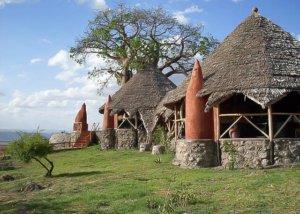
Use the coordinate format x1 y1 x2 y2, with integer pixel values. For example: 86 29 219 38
102 95 115 129
185 60 213 140
73 103 88 131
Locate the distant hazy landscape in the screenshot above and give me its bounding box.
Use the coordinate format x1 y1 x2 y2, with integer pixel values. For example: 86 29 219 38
0 129 56 145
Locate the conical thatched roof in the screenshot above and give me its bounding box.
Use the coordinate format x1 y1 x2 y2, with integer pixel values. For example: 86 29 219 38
99 67 176 132
162 11 300 111
160 75 191 109
198 12 300 110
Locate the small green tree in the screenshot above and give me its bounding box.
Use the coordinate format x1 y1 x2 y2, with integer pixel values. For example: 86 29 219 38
152 125 170 151
223 140 237 170
7 132 54 177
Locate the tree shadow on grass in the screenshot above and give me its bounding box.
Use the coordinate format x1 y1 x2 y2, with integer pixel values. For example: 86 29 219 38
0 197 74 214
54 170 110 177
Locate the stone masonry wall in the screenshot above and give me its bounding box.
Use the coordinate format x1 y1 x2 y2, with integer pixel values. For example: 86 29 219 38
274 139 300 165
220 139 270 168
173 140 217 168
95 129 116 150
138 128 148 146
116 129 137 149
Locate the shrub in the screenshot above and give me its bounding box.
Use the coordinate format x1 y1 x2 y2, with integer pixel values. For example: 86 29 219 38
7 132 54 177
152 126 170 151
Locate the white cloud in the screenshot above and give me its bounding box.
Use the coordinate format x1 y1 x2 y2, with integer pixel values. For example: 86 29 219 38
232 0 244 2
75 0 107 10
0 0 27 8
0 48 119 130
297 35 300 41
30 58 42 64
173 13 189 25
48 49 83 81
182 5 203 14
173 5 203 24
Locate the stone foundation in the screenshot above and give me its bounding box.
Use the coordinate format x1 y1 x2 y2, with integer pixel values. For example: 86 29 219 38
116 129 137 149
274 139 300 165
95 129 116 150
220 139 270 168
139 143 151 152
173 139 217 168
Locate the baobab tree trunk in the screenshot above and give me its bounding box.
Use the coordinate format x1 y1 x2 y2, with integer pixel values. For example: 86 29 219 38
121 69 131 85
121 59 131 85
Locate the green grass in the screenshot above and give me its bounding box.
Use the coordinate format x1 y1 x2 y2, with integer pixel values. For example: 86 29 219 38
0 146 299 213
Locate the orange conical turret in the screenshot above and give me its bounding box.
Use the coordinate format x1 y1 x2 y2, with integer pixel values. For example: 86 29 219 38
74 103 88 131
102 95 115 129
185 60 213 140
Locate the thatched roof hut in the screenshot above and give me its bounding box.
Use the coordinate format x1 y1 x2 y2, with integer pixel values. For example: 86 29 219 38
198 11 300 111
163 11 300 110
99 67 176 132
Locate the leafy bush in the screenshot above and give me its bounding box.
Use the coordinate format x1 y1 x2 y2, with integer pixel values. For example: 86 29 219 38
223 140 237 170
159 189 198 213
7 132 54 177
152 126 170 151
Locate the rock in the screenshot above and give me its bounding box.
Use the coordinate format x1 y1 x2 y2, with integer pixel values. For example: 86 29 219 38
22 182 44 192
169 138 176 152
152 145 165 155
139 143 151 152
1 175 14 181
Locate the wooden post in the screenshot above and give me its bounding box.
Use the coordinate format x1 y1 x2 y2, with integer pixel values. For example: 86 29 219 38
213 105 221 165
174 105 178 140
134 113 138 129
213 105 220 141
268 105 274 164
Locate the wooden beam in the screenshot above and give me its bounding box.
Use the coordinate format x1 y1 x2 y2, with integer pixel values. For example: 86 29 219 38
272 112 300 116
180 102 184 120
219 113 267 117
293 115 300 124
213 105 220 141
134 113 138 129
268 105 274 164
242 116 269 138
220 116 243 138
174 105 178 140
274 115 292 138
268 106 273 141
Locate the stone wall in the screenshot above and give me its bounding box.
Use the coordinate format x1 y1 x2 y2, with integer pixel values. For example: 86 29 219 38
138 128 148 146
220 139 270 168
274 139 300 165
95 129 116 150
116 129 137 149
70 132 81 145
51 142 72 150
173 139 217 168
49 133 72 150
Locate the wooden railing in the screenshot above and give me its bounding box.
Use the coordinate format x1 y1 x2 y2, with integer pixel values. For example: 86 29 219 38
219 112 300 139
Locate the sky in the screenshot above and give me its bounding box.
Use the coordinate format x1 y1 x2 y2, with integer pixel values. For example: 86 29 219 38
0 0 300 132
